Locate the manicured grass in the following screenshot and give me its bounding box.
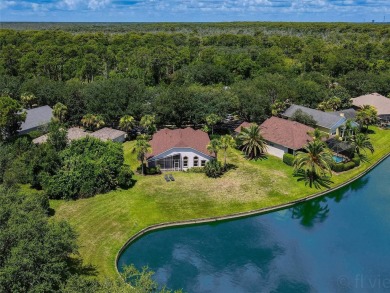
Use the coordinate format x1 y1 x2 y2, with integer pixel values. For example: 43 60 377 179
52 127 390 278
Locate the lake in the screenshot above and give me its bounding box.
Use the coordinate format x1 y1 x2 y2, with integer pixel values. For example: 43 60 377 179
118 157 390 292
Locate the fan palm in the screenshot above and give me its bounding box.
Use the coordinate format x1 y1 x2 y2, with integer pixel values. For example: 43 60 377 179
293 140 334 189
119 115 135 133
348 133 374 162
207 138 221 160
81 114 96 131
219 134 236 169
53 102 68 123
236 124 267 159
133 137 152 176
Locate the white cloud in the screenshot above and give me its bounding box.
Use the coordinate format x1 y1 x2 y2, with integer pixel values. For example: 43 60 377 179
0 1 16 10
88 0 111 10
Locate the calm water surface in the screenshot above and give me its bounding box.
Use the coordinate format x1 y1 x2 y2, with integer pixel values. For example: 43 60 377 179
118 157 390 293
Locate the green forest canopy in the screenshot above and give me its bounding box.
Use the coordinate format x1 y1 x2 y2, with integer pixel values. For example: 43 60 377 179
1 22 389 127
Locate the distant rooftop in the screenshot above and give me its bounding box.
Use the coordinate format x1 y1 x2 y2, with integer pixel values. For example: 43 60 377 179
90 127 126 141
283 104 345 130
33 127 88 144
352 93 390 116
19 105 53 134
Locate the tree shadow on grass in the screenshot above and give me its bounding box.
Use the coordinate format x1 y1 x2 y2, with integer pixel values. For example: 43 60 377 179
68 256 98 277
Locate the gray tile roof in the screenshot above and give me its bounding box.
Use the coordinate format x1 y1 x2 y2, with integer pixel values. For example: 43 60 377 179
334 108 357 120
283 104 345 130
90 127 126 141
19 105 53 133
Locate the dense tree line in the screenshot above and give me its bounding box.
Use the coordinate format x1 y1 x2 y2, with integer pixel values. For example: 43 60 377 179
0 187 181 292
1 24 390 128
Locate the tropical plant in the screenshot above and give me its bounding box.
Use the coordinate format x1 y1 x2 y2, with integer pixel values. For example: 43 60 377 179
53 102 68 123
20 92 37 109
293 140 334 189
236 124 267 159
291 109 317 128
356 105 378 130
271 99 289 117
119 115 135 133
348 132 374 162
133 136 152 176
204 159 223 178
140 114 156 135
207 138 221 160
317 97 341 111
47 121 68 151
81 114 105 131
205 113 221 135
308 128 329 141
219 134 236 169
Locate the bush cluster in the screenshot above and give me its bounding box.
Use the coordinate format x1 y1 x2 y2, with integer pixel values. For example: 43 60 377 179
283 153 295 166
331 158 359 173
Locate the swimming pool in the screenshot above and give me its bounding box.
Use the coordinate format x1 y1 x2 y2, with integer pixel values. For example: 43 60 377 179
332 155 345 163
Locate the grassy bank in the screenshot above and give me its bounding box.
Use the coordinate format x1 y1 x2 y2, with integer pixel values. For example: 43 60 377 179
52 126 390 278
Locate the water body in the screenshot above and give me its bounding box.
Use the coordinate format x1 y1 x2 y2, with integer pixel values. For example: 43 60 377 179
118 157 390 293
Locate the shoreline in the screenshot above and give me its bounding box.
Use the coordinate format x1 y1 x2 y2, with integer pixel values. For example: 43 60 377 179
115 151 390 274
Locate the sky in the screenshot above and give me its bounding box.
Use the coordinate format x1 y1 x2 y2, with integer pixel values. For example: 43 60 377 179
0 0 389 22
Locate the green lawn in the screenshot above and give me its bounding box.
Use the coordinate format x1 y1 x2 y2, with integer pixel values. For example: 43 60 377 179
52 126 390 278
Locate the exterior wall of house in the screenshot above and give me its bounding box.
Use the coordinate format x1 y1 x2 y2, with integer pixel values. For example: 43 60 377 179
112 134 126 143
148 148 213 170
265 141 288 158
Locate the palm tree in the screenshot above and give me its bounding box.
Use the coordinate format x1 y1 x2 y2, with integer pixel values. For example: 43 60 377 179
356 105 378 130
53 102 68 123
133 137 152 176
207 138 221 160
308 128 328 141
219 134 236 170
94 115 105 130
140 114 156 135
236 124 267 159
205 114 221 135
81 114 96 131
293 140 334 189
348 132 374 162
119 115 135 133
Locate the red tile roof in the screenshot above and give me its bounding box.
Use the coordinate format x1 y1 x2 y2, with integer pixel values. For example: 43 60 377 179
234 121 255 133
260 116 314 150
147 128 212 159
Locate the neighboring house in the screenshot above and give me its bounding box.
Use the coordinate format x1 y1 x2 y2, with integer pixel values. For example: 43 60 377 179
19 105 53 135
90 127 127 142
33 127 88 144
282 104 346 135
351 93 390 122
33 127 125 144
260 116 314 158
147 128 214 171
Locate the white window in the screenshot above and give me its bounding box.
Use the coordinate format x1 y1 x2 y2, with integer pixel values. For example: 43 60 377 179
201 160 206 167
183 156 188 168
193 156 199 167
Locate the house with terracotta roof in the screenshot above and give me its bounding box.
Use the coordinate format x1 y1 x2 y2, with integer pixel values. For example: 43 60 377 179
147 128 214 171
260 117 314 158
352 93 390 122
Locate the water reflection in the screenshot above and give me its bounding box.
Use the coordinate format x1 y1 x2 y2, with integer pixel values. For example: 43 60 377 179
290 198 330 228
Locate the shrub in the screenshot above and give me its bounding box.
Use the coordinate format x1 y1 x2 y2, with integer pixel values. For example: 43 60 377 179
283 153 295 166
352 155 360 167
343 161 356 171
186 167 205 173
118 165 134 188
204 159 223 178
331 162 344 172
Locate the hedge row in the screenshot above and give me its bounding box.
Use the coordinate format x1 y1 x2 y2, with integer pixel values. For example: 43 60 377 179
331 155 360 172
283 153 295 166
